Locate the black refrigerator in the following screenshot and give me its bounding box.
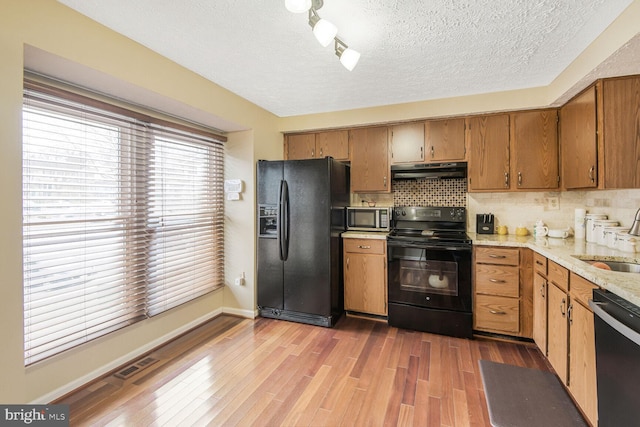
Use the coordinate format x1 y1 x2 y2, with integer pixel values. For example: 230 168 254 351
257 157 350 327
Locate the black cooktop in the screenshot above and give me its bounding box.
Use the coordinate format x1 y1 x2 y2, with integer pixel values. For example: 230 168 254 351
388 206 471 245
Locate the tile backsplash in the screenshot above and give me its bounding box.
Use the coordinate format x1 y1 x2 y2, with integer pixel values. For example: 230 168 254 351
353 181 640 235
468 189 640 234
351 178 468 207
393 178 468 207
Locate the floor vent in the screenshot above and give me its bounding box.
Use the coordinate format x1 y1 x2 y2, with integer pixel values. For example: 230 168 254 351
114 356 159 380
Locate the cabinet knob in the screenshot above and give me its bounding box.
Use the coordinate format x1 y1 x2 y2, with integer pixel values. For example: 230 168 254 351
504 172 509 188
589 166 595 183
489 254 506 259
430 146 434 158
490 310 507 315
518 171 522 186
357 245 371 249
489 278 506 284
560 298 566 317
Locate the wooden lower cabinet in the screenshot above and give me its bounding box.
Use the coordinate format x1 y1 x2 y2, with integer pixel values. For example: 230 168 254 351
533 257 598 426
343 238 387 316
568 273 598 426
473 246 533 338
532 253 548 354
547 279 569 382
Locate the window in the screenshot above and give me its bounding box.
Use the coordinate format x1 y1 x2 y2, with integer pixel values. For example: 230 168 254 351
22 80 225 365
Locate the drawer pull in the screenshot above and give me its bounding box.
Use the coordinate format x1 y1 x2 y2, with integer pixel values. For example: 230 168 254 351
488 254 506 259
535 260 544 266
489 278 506 284
358 245 371 249
490 310 507 315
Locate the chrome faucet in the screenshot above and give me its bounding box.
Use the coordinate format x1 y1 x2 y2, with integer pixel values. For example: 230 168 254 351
629 208 640 236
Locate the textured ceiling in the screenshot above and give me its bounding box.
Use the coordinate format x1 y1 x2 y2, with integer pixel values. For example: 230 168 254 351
57 0 634 117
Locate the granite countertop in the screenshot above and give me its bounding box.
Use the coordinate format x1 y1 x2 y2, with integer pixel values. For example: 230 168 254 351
341 230 640 308
471 232 640 308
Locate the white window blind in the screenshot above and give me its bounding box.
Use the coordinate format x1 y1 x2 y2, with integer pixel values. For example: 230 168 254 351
22 81 225 365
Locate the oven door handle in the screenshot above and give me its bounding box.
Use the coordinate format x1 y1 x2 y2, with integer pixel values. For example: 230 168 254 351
387 241 471 252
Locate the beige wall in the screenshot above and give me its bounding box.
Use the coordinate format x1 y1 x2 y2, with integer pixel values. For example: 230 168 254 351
2 0 639 404
0 0 281 403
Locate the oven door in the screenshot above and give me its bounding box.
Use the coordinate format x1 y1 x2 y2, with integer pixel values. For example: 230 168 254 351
387 240 472 313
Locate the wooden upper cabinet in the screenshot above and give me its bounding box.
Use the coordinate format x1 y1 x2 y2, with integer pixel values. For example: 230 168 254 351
602 76 640 188
316 130 349 161
286 130 349 161
286 133 315 160
510 109 559 190
390 122 424 164
467 114 510 191
425 118 466 162
560 86 598 189
349 126 390 192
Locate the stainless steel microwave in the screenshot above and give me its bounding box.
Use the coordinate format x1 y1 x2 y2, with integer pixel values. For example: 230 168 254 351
346 207 391 231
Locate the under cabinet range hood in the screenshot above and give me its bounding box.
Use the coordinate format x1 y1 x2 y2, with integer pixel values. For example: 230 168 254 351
391 162 467 180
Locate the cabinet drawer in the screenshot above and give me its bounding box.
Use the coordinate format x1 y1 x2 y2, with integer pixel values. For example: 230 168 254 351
533 252 547 276
548 261 569 292
344 239 386 254
475 264 519 297
569 272 597 308
474 294 520 333
475 247 519 266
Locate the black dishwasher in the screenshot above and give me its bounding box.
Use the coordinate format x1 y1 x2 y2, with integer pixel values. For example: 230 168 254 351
589 289 640 427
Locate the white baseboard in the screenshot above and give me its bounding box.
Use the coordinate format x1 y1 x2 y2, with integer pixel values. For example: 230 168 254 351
223 306 257 318
33 306 254 404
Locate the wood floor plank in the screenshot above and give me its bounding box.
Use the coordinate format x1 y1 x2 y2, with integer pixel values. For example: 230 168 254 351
59 314 554 427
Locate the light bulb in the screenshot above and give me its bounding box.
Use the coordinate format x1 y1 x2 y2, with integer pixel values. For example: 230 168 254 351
312 19 338 47
285 0 311 13
339 48 361 71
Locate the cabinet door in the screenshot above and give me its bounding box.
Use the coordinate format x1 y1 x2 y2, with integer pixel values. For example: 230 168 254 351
511 110 559 189
602 76 640 188
547 282 568 384
390 122 424 163
560 86 598 189
349 127 390 192
286 133 316 160
532 271 547 355
425 118 466 162
467 114 510 191
316 130 349 161
344 252 387 315
568 300 598 426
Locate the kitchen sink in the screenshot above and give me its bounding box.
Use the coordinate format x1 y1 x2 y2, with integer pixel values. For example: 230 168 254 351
572 256 640 273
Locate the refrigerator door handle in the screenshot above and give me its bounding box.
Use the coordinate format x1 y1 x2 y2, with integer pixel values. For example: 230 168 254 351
281 180 290 261
278 180 285 260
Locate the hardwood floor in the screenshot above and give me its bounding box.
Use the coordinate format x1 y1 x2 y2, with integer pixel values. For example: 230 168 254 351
59 314 552 426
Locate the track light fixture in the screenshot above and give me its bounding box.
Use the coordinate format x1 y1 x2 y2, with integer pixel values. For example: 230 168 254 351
285 0 311 13
335 38 361 71
308 9 338 47
285 0 360 71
